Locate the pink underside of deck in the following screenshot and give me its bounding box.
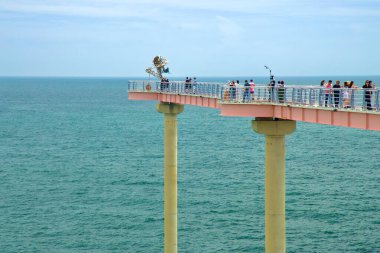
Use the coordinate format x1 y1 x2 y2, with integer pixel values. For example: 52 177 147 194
128 92 380 131
222 104 380 131
273 106 380 131
128 92 219 109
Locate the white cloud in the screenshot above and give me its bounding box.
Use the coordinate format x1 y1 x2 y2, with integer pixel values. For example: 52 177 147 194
1 0 379 76
1 0 379 19
0 1 158 18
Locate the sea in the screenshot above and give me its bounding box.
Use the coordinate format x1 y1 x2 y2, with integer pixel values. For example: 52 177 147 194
0 76 379 253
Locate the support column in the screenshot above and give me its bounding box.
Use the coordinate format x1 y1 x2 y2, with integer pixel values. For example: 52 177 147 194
157 102 184 253
252 118 296 253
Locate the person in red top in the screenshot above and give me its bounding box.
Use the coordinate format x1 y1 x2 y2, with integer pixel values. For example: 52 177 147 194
249 79 255 101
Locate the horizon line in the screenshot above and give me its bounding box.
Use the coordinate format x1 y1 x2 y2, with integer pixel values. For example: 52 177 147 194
1 74 380 79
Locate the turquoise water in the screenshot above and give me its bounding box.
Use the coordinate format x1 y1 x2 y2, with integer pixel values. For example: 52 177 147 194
0 77 379 252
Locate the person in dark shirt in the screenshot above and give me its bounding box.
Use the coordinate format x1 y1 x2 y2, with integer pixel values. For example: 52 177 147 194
363 80 373 110
333 80 341 108
278 80 285 103
243 80 250 102
269 75 276 101
185 77 190 93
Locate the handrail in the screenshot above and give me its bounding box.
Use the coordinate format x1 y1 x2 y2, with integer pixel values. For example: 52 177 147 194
128 80 380 112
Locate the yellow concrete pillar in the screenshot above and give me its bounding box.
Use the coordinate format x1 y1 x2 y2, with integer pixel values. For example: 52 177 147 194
252 118 296 253
157 102 184 253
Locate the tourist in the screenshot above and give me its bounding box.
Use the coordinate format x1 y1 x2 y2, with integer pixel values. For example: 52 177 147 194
235 80 240 101
161 78 169 91
165 78 170 91
249 79 255 101
243 80 250 102
185 77 190 93
342 82 350 108
363 80 373 110
192 77 197 94
333 80 341 108
160 78 167 92
325 80 333 107
223 81 230 101
229 80 236 101
347 81 359 109
343 81 349 89
269 75 276 101
319 80 325 106
278 81 285 103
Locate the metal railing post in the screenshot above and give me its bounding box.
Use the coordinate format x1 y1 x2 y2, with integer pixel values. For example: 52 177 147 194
308 89 312 106
291 89 295 104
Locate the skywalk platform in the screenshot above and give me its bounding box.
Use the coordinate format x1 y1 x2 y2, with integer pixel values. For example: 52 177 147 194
128 81 380 131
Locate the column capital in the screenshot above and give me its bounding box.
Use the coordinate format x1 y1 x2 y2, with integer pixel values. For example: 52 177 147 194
157 102 184 115
252 118 296 136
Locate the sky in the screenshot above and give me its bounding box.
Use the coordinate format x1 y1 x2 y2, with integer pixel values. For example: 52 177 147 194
0 0 379 77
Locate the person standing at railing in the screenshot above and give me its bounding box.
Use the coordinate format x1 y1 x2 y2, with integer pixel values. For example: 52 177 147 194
160 79 165 91
185 77 190 93
342 82 351 108
229 80 236 101
249 79 255 101
223 82 230 101
319 80 325 106
243 80 250 102
363 80 373 110
325 80 333 107
235 80 240 101
348 81 358 109
268 76 276 101
192 77 197 94
333 80 341 108
278 81 285 103
163 78 169 91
